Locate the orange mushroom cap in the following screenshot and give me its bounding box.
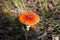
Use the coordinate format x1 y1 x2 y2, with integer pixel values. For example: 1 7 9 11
19 12 40 26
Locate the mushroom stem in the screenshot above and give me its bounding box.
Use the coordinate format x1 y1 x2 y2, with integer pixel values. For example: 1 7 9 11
26 25 30 31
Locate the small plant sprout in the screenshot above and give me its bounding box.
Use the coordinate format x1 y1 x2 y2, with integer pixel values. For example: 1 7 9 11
18 12 40 31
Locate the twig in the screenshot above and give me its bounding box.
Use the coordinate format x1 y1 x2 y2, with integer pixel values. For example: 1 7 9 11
38 32 47 39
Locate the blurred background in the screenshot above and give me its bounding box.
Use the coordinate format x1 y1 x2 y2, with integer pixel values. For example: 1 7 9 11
0 0 60 40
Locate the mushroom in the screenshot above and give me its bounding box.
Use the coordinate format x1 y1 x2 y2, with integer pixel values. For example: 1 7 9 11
19 12 40 31
2 8 10 13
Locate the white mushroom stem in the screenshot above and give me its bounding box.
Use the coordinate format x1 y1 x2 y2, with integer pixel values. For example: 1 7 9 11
52 35 59 40
26 25 30 31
